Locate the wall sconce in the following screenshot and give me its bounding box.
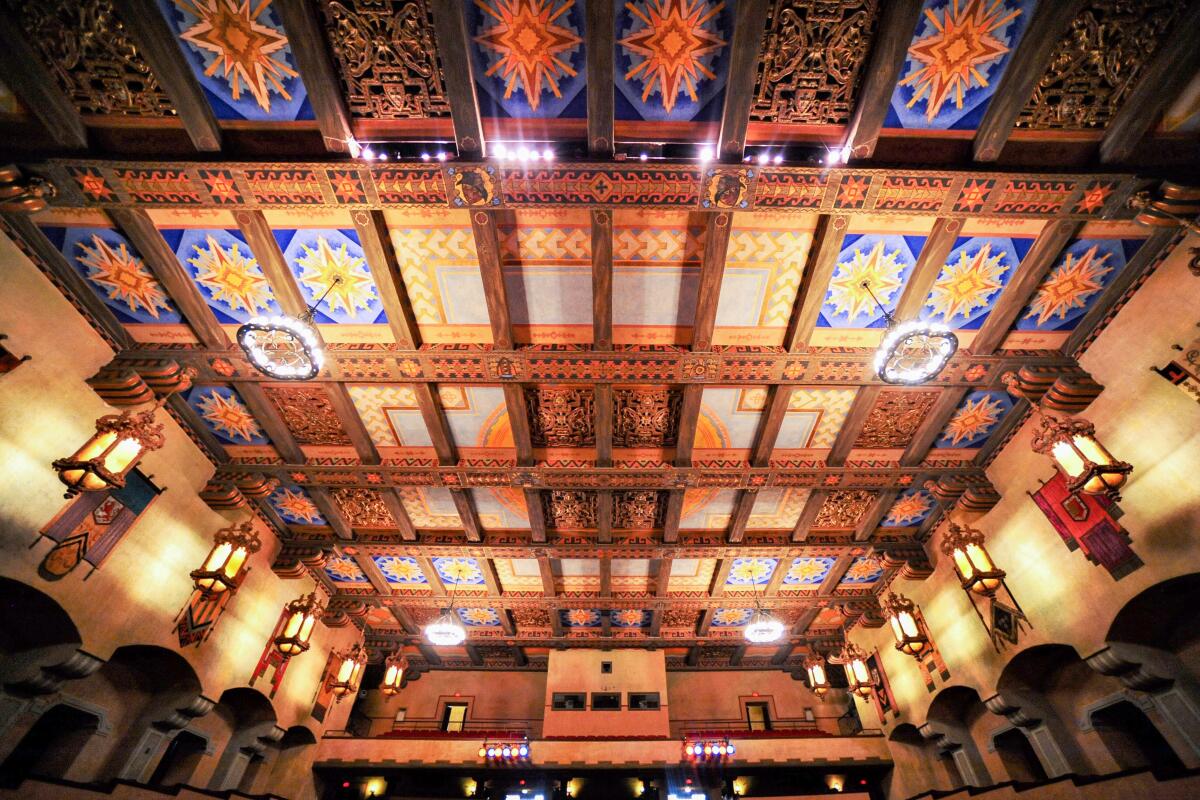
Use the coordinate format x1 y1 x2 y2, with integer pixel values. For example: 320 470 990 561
839 643 873 698
941 521 1004 596
190 521 261 595
1030 413 1132 501
881 592 929 658
52 407 166 498
379 650 408 696
803 653 831 697
327 642 368 701
273 591 323 657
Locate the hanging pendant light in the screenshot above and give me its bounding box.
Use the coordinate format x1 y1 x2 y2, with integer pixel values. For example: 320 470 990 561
862 281 958 385
881 592 929 658
379 650 408 696
237 276 342 380
327 642 369 701
1030 413 1131 500
191 521 261 594
424 574 467 646
744 608 785 643
941 520 1005 596
273 591 324 657
839 642 873 698
803 653 831 697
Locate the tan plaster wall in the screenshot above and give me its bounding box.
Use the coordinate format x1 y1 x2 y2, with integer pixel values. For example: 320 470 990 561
666 670 850 735
543 649 669 737
355 669 548 737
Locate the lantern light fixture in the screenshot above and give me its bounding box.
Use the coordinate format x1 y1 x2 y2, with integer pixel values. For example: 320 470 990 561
273 591 323 657
1030 413 1132 501
882 592 929 658
236 276 342 380
861 281 958 385
803 653 831 697
838 643 873 698
327 642 369 701
191 521 261 595
941 521 1005 596
379 650 408 696
424 573 467 646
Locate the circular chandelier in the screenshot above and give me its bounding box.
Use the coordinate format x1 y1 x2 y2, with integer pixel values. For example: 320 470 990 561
236 276 341 380
862 281 957 385
424 610 467 646
744 608 785 643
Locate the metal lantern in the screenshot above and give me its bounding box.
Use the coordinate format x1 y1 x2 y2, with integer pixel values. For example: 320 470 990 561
52 408 165 498
380 650 408 696
803 654 831 697
273 592 323 657
1030 413 1132 500
941 521 1005 596
191 521 261 595
882 592 929 658
840 643 873 698
327 642 368 701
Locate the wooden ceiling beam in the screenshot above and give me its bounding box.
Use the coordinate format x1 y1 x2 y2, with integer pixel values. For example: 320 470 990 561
585 1 614 157
325 383 381 464
729 644 746 666
692 212 734 352
106 208 227 349
274 0 354 153
696 612 714 640
901 388 968 467
111 0 222 152
527 489 548 543
709 558 733 598
791 606 821 636
504 384 535 467
817 553 856 596
726 490 758 544
412 383 457 466
769 643 793 666
893 218 961 319
0 15 86 148
595 385 613 468
597 490 614 545
826 386 881 467
350 551 394 596
784 215 850 351
451 489 483 543
352 210 422 349
389 605 419 635
649 609 662 637
750 386 794 468
972 0 1087 162
234 211 307 316
763 554 789 598
716 0 771 162
470 211 514 349
415 556 448 597
539 557 557 598
237 381 305 463
428 0 486 157
853 490 900 543
166 394 230 465
308 487 352 540
655 557 673 598
592 210 613 351
465 644 484 666
791 490 829 543
599 557 612 599
1100 0 1200 164
379 490 418 542
661 490 685 544
844 0 924 160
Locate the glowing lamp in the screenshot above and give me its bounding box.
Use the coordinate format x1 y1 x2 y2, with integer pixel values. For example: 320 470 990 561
840 643 873 698
861 281 957 385
941 521 1005 596
882 592 928 658
191 521 261 595
1031 414 1131 500
52 408 165 498
424 610 467 646
237 277 342 380
380 650 408 696
273 592 323 657
744 608 785 643
518 745 528 757
803 654 831 697
478 747 487 758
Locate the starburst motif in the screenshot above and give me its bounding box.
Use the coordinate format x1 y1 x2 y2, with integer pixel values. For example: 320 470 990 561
458 608 500 625
926 242 1007 323
76 234 172 318
196 389 264 442
325 557 366 582
727 558 775 585
1025 245 1113 326
785 558 831 585
826 240 906 323
942 394 1005 445
565 609 600 626
294 236 376 317
375 556 426 584
712 608 752 626
884 492 935 526
844 557 882 583
619 0 727 113
899 0 1021 121
271 487 322 523
474 0 582 110
173 0 298 112
187 234 274 315
434 557 484 586
611 609 649 627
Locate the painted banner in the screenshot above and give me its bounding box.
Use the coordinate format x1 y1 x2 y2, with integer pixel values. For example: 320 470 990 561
1030 471 1141 580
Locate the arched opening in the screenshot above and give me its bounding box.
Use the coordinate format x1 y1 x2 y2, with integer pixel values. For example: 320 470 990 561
993 727 1047 783
207 687 278 791
1107 573 1200 653
264 726 319 800
0 578 82 690
147 730 208 788
995 643 1094 776
1090 700 1185 772
925 686 993 786
238 751 268 793
886 722 954 797
0 703 100 787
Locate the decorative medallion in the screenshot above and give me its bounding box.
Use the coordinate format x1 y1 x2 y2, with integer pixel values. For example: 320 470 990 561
372 555 428 584
881 487 936 527
613 389 682 447
813 490 874 528
544 490 598 528
263 386 352 446
854 390 940 449
527 387 595 447
268 484 326 525
330 487 396 528
449 166 499 207
613 490 666 529
187 385 269 444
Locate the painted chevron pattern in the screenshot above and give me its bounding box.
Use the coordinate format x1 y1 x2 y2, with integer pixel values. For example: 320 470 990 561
747 487 811 529
500 226 591 262
788 388 857 448
390 227 479 324
725 230 811 326
613 226 707 263
399 487 463 528
347 384 419 447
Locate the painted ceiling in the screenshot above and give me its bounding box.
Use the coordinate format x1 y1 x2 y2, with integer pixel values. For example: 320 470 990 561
2 0 1192 674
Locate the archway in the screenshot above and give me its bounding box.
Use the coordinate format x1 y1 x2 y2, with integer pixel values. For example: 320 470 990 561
993 727 1047 783
264 725 319 800
147 729 208 787
1106 572 1200 654
0 577 82 690
207 687 278 791
1090 699 1185 772
925 686 993 787
886 722 956 797
0 703 100 787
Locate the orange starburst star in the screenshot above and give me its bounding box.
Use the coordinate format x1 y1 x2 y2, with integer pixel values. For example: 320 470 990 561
174 0 298 113
942 394 1005 445
899 0 1021 121
273 487 322 523
845 558 881 582
196 389 264 442
926 242 1007 323
619 0 726 113
295 235 376 316
474 0 582 110
76 234 173 318
884 493 933 525
187 234 274 314
826 240 906 323
1025 245 1113 326
786 559 828 583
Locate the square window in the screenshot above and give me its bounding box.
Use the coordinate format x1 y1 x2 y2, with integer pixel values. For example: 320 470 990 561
591 692 621 710
601 661 613 674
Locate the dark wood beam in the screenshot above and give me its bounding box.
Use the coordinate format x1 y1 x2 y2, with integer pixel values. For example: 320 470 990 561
351 210 422 349
784 215 849 351
791 606 821 635
513 645 528 666
326 383 381 464
585 0 614 157
591 210 613 350
769 643 794 666
853 490 899 543
726 490 758 544
791 490 829 543
234 211 307 315
826 386 881 467
597 490 613 544
901 388 967 466
595 385 613 468
973 399 1030 468
599 557 612 599
465 644 484 666
817 552 855 595
551 606 565 638
527 489 548 543
1100 0 1200 164
390 605 419 635
729 645 747 667
412 383 457 465
692 212 733 351
716 0 771 162
379 490 418 542
844 0 924 160
972 0 1087 162
106 208 227 349
477 558 505 606
538 557 557 598
429 0 486 157
167 394 229 465
893 218 961 318
350 552 393 595
471 211 515 349
969 220 1081 354
308 487 352 540
648 609 662 637
655 558 673 598
709 558 734 597
111 0 222 152
237 382 305 463
451 489 483 543
696 612 714 640
274 0 354 153
0 15 86 148
763 554 789 598
416 643 443 666
415 556 448 597
674 385 704 467
661 491 685 544
504 385 535 467
750 386 794 467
